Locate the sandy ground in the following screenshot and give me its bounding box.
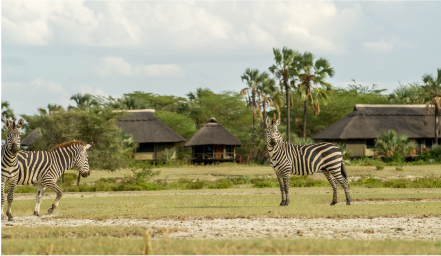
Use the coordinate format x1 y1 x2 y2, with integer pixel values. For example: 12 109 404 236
3 215 441 241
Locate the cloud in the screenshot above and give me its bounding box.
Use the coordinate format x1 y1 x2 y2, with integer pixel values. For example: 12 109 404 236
362 40 394 54
30 78 66 95
77 85 109 98
2 1 361 54
95 57 184 78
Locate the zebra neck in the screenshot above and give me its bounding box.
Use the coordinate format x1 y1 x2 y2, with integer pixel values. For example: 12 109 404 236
51 147 77 173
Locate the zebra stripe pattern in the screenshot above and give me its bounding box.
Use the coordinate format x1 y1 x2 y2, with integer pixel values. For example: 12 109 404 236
12 141 92 218
1 118 24 221
266 117 351 206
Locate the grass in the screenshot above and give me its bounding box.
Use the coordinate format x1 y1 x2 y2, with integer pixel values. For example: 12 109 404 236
2 229 441 255
80 164 441 184
7 187 441 220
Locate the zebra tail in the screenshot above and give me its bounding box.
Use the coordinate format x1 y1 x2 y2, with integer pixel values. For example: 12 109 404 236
341 160 349 188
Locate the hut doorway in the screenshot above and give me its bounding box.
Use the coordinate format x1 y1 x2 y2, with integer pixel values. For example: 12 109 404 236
215 145 223 159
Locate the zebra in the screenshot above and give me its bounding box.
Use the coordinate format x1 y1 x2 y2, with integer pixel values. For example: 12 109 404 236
9 141 92 218
1 118 24 221
266 116 351 206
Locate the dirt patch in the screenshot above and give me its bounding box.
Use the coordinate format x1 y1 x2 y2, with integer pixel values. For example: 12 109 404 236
3 216 440 241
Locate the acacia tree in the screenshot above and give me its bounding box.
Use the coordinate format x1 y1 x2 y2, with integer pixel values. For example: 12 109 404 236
423 68 441 145
269 47 300 143
295 52 335 138
240 68 271 144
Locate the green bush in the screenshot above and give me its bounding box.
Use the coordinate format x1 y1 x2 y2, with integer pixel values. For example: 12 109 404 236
376 163 385 170
208 179 233 189
253 181 274 188
57 173 78 186
395 167 404 171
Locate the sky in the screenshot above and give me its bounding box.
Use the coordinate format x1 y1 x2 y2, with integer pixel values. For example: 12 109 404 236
2 1 441 118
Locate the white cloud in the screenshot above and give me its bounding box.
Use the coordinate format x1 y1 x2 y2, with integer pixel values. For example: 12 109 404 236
30 78 66 95
95 57 184 78
2 1 361 54
77 85 109 98
362 40 394 54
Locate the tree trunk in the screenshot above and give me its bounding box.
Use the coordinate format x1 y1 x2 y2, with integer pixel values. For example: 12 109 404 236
263 101 267 138
302 88 310 139
285 81 290 143
435 104 439 145
252 91 256 144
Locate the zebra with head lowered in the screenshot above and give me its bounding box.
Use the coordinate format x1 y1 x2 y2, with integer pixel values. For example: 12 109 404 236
266 116 351 206
2 118 24 221
10 141 92 218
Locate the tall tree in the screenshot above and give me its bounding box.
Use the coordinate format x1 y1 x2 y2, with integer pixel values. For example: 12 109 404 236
240 68 270 144
269 47 300 143
1 101 15 121
68 93 99 111
295 52 335 138
423 68 441 145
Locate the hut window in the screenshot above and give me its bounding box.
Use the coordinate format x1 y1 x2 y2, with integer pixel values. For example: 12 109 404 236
226 145 232 153
195 146 204 154
366 139 375 149
426 140 433 149
138 143 155 152
205 145 213 153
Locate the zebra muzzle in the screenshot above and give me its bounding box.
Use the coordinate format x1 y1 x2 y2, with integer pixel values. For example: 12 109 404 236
270 139 277 147
11 143 19 154
81 171 90 178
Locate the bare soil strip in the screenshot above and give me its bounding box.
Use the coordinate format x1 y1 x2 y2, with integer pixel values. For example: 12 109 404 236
3 216 440 241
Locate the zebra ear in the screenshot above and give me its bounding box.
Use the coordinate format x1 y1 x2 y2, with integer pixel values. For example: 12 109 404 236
266 116 271 127
84 144 92 150
16 119 24 128
4 118 11 128
275 118 281 126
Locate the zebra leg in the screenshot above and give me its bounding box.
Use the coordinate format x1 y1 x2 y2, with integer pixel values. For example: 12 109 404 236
331 170 352 206
1 180 5 221
277 176 287 206
6 182 16 221
45 183 63 214
34 185 46 216
322 170 338 206
283 176 290 206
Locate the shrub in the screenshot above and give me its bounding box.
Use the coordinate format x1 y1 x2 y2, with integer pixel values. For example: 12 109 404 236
376 163 385 170
395 167 404 171
253 181 274 188
208 179 233 189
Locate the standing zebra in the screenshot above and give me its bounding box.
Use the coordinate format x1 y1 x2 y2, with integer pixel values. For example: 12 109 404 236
1 118 24 221
266 117 351 206
10 141 92 218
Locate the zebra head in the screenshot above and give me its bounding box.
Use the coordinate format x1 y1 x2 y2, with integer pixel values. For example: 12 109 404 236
4 118 24 155
74 143 92 178
265 116 283 148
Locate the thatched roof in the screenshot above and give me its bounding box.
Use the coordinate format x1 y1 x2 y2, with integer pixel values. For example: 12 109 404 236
184 117 242 147
312 104 436 140
115 109 186 143
21 129 39 146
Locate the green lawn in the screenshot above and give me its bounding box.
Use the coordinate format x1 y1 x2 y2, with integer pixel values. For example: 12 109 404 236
8 187 441 220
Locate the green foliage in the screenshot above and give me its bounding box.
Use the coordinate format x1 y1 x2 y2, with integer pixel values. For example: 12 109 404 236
290 133 315 145
376 163 385 170
396 167 404 171
155 110 196 140
388 82 426 104
22 108 137 171
374 130 416 161
57 173 78 186
350 175 441 188
1 100 16 140
415 145 441 163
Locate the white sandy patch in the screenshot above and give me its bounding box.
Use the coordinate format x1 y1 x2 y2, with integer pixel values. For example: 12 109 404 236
3 216 441 241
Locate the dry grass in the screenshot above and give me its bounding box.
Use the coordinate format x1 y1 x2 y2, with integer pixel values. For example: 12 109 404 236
2 235 441 255
76 164 441 185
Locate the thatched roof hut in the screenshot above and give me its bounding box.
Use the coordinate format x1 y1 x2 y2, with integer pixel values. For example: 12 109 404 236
21 129 39 146
312 104 436 157
115 109 186 160
185 117 242 163
116 109 186 144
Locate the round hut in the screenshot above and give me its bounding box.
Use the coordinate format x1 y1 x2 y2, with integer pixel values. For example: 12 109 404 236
184 117 242 164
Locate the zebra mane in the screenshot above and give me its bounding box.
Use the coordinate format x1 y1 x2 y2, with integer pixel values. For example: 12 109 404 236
51 141 86 151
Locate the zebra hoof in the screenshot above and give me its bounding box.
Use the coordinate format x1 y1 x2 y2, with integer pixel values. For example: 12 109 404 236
346 202 351 206
8 218 14 222
48 208 53 214
330 202 337 206
34 211 40 217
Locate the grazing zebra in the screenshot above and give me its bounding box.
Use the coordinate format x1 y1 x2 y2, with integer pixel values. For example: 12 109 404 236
1 118 24 221
266 117 351 206
11 141 92 218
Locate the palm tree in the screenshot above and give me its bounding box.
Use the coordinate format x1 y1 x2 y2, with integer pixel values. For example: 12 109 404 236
375 130 415 159
240 68 271 144
69 93 99 110
256 78 277 129
1 101 15 121
423 68 441 145
269 47 301 143
295 52 335 138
